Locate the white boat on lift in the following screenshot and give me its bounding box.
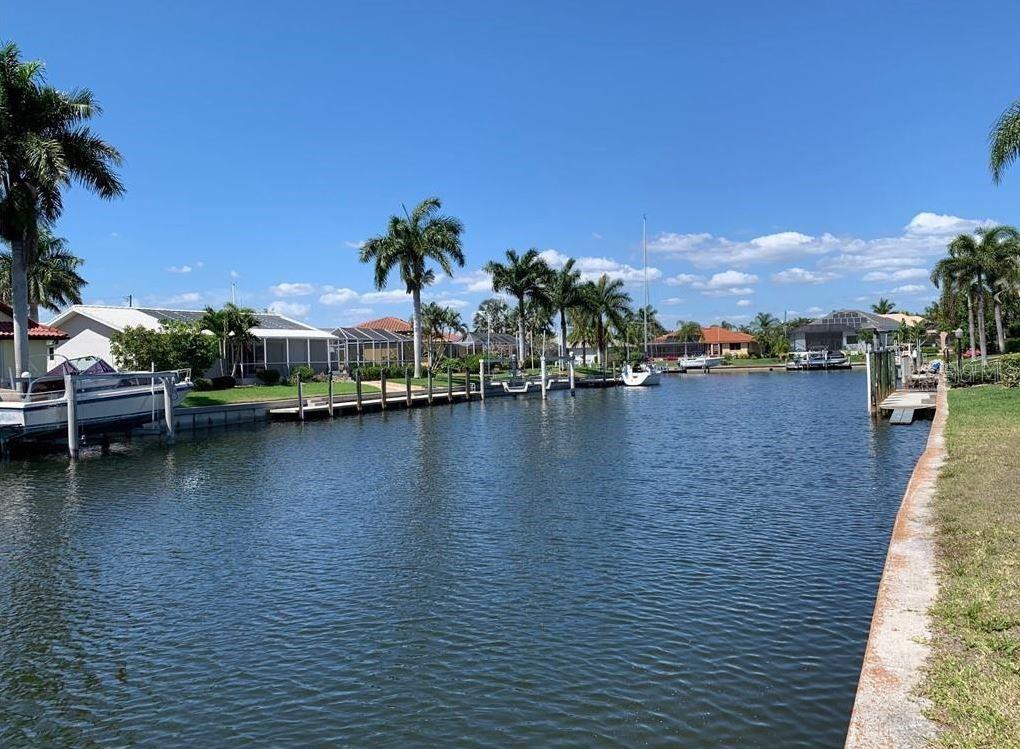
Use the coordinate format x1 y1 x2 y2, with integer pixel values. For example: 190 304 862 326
0 369 192 443
621 362 661 386
679 355 724 370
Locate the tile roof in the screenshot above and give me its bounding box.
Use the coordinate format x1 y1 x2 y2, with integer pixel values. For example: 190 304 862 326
0 302 68 339
700 325 755 344
353 316 412 333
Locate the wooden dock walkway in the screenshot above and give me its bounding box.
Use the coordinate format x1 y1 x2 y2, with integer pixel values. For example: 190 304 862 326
878 389 937 425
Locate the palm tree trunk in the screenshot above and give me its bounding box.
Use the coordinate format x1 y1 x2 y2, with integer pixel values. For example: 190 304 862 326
976 276 988 364
516 297 526 365
966 291 976 359
559 308 567 361
412 289 423 378
993 293 1006 353
28 302 40 322
10 236 31 388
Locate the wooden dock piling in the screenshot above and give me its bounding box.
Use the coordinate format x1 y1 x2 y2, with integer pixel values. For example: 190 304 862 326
355 371 363 412
380 371 387 411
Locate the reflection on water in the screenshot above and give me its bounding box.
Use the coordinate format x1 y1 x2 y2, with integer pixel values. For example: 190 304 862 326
0 371 928 747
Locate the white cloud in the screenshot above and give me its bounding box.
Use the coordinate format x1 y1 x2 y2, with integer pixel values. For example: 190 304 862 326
319 288 359 305
195 261 205 269
361 289 412 304
592 232 603 240
268 300 311 318
905 212 994 236
168 265 193 274
736 299 752 307
344 240 365 249
539 248 661 284
270 282 315 297
230 270 239 279
110 231 120 238
862 268 930 283
771 267 839 284
665 273 705 287
805 306 825 315
661 297 685 306
647 212 996 273
450 269 493 293
704 270 758 289
890 283 930 295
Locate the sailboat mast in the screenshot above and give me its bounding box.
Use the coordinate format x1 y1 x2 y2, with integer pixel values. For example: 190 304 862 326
642 214 649 354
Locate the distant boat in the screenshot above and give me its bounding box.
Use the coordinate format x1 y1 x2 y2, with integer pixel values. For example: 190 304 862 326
786 350 849 370
680 355 724 370
621 362 661 386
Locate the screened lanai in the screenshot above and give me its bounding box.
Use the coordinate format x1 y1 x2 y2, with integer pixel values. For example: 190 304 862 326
789 309 899 352
455 331 521 359
330 327 415 367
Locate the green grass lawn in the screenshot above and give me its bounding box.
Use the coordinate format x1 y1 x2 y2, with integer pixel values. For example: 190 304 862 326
923 385 1020 747
182 380 377 407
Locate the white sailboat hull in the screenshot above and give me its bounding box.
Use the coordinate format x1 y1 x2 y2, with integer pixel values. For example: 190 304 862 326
621 366 661 386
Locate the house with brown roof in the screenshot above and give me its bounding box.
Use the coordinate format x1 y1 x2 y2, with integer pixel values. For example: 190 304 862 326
700 326 759 358
0 302 69 381
353 316 413 334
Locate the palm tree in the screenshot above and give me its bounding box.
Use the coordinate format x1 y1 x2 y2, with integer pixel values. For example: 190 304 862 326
751 312 779 357
936 227 1018 363
871 298 896 315
981 226 1020 353
582 275 631 365
473 297 512 335
199 303 258 377
359 197 465 378
672 320 703 342
420 301 446 365
931 250 975 356
0 42 123 380
1 226 86 319
567 305 598 366
635 304 665 339
989 99 1020 183
484 248 551 364
545 258 583 360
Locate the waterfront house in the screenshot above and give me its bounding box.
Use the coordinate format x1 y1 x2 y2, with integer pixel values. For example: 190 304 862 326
0 302 69 382
700 326 759 358
789 309 900 352
47 305 336 378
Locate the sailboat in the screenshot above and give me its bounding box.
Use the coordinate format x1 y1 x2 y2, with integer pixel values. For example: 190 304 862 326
622 215 661 387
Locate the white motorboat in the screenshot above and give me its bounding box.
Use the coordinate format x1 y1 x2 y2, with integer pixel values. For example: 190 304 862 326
679 355 724 370
0 370 192 443
621 363 661 386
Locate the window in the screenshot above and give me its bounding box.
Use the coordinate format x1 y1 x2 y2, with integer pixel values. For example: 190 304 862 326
729 342 742 351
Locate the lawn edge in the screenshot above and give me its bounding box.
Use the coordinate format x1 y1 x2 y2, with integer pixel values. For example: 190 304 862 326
844 379 946 748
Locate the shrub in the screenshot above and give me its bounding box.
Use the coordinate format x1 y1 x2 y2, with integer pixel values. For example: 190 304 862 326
210 375 236 390
192 377 213 391
290 364 315 382
1001 354 1020 388
1005 339 1020 354
110 320 218 374
255 368 281 385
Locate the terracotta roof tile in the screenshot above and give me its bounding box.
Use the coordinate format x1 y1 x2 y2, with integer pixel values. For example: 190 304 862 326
353 316 412 332
700 326 754 344
0 302 69 340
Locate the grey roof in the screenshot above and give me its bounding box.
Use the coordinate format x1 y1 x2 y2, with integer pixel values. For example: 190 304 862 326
792 309 900 335
332 326 412 343
137 308 318 331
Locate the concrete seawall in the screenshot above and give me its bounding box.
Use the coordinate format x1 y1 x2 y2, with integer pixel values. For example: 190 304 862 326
844 379 948 747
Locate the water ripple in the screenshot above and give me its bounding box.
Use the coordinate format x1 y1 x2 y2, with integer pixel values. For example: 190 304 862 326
0 371 928 747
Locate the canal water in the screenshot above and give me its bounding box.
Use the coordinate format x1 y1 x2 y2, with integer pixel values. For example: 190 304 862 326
0 371 929 747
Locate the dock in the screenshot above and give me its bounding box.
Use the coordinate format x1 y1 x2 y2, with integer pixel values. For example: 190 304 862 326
878 389 937 425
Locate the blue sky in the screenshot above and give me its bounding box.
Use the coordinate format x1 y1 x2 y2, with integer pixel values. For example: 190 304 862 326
8 1 1020 327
